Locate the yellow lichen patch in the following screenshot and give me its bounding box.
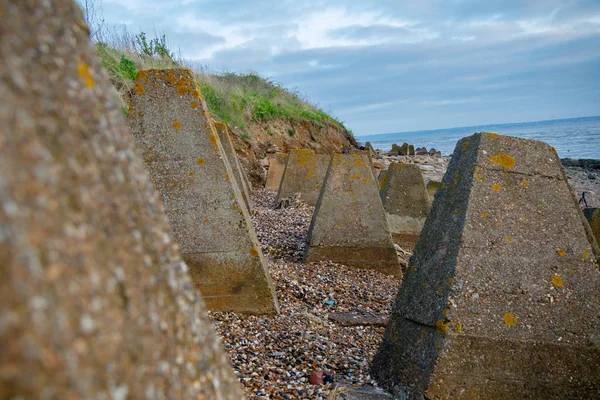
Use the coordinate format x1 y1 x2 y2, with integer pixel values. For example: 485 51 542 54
492 184 501 192
556 249 567 257
476 173 482 181
225 173 230 181
191 89 201 98
582 250 589 260
249 248 259 257
172 120 181 130
552 275 564 288
506 235 513 243
190 101 199 109
503 312 517 327
489 153 515 169
435 319 450 335
189 171 194 177
454 322 463 333
436 287 444 296
480 212 489 219
461 140 470 152
486 132 501 138
352 153 368 167
197 158 205 165
521 178 529 189
203 218 209 224
134 83 144 95
77 61 95 88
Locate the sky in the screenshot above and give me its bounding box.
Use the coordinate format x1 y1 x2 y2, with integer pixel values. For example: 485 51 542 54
93 0 600 136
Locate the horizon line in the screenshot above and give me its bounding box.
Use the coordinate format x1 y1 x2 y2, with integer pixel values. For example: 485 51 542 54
357 115 600 138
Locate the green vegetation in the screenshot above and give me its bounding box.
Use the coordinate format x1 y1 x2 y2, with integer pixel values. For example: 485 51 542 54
195 71 351 135
93 29 352 137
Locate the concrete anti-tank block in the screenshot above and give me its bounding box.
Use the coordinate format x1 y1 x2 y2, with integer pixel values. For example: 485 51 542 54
214 121 252 213
0 1 244 398
276 148 331 206
265 153 289 190
129 68 279 314
379 163 431 248
305 152 402 276
372 132 600 399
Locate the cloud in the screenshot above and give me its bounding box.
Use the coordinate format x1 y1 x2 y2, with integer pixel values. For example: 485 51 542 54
92 0 600 134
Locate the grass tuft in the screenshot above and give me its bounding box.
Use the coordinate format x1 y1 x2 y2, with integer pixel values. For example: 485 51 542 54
92 28 353 137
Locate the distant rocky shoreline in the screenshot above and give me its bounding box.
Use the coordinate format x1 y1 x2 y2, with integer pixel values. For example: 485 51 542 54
367 146 600 209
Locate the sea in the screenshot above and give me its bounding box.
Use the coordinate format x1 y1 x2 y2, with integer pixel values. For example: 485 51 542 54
356 116 600 160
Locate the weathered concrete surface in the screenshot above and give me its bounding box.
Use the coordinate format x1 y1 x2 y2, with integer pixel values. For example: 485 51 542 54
372 132 600 399
426 180 441 200
129 68 279 314
305 153 401 276
380 163 431 248
215 121 252 212
584 208 600 247
0 2 244 398
276 149 331 206
265 153 288 190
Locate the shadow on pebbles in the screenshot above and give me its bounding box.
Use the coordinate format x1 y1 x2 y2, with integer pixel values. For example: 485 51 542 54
208 190 401 399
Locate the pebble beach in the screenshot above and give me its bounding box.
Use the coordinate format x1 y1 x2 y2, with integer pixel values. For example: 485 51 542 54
209 156 600 399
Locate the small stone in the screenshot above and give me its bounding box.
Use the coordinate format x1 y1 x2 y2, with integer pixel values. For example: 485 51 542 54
309 370 324 385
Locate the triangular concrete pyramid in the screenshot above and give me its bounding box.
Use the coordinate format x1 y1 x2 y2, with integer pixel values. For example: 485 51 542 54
276 148 330 206
305 152 401 276
379 162 431 248
372 132 600 398
129 69 279 314
0 2 243 397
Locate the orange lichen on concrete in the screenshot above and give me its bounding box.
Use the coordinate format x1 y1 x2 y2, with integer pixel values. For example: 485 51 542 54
489 153 515 169
506 235 513 243
454 322 463 333
172 121 181 130
190 101 199 109
461 140 470 152
492 184 502 192
189 171 194 177
351 153 369 168
77 61 95 88
480 212 489 219
225 173 230 181
476 173 482 181
197 158 205 165
435 319 450 334
503 312 517 327
250 248 259 257
134 83 144 95
552 275 564 287
556 249 567 257
521 178 529 189
209 133 219 151
296 149 317 167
